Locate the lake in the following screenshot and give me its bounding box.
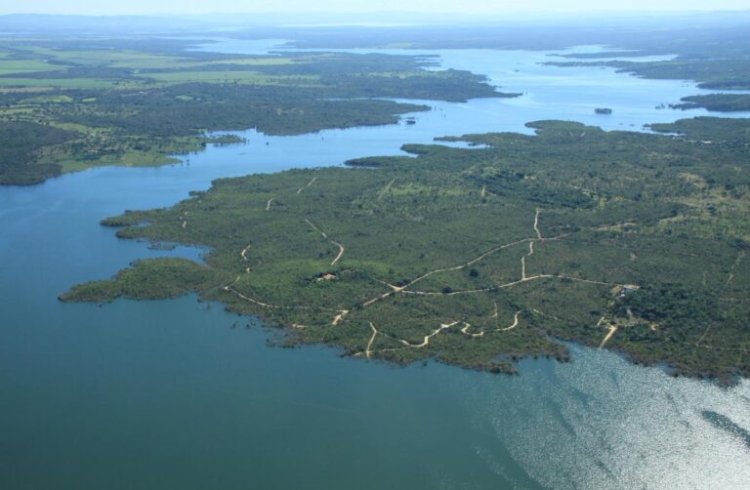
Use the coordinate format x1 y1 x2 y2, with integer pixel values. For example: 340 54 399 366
1 39 749 489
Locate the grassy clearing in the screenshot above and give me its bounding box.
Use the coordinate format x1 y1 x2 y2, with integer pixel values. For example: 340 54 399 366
116 56 296 70
0 59 66 75
59 151 181 173
26 47 182 67
145 70 319 85
25 47 296 71
0 77 144 89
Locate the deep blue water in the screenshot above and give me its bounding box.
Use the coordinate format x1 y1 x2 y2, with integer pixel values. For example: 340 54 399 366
1 41 749 489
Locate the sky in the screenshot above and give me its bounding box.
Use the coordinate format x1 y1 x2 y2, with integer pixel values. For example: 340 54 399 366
3 0 750 16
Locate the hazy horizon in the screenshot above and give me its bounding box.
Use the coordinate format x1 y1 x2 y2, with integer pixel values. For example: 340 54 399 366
2 0 750 16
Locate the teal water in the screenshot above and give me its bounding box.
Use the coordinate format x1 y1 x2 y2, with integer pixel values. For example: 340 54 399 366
1 42 749 489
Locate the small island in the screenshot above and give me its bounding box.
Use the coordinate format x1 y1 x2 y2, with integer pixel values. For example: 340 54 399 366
595 107 613 114
62 118 750 382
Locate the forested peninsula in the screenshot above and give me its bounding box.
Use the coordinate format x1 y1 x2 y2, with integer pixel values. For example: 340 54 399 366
62 118 750 382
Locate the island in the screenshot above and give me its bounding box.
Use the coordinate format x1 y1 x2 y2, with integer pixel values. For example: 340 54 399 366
61 117 750 383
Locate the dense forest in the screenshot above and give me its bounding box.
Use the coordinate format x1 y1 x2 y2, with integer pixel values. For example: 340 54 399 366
0 121 74 184
62 117 750 382
669 94 750 112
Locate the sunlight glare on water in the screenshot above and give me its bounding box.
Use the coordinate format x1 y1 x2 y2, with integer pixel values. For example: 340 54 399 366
1 38 749 490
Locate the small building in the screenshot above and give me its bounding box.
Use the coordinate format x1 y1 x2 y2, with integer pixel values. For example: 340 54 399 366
617 284 640 298
316 272 337 282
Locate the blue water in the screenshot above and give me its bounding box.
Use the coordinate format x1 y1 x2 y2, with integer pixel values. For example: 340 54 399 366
1 41 750 489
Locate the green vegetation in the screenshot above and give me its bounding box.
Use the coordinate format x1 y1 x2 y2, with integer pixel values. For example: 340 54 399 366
63 118 750 381
544 41 750 116
60 258 228 302
610 60 750 91
0 38 506 185
0 121 75 184
670 94 750 112
546 58 750 92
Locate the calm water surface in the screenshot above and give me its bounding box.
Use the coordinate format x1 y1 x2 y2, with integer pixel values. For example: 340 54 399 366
1 40 749 489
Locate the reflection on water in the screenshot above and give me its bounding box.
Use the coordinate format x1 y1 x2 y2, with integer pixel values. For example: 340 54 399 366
1 39 749 489
474 346 750 489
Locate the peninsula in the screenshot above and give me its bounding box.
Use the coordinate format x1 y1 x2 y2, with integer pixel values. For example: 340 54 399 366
62 117 750 382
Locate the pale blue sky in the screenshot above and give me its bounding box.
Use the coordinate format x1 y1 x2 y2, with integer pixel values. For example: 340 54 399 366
3 0 750 16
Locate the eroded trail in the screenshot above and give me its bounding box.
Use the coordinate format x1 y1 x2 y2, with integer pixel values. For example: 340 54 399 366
533 208 543 240
459 310 521 338
304 218 327 239
297 176 317 195
225 206 633 360
338 208 638 357
332 310 349 326
365 322 379 359
726 251 746 284
400 321 458 348
461 322 485 338
352 209 610 314
599 324 618 348
240 244 251 261
378 179 395 200
595 316 619 348
402 273 620 297
330 241 345 266
223 275 281 309
240 244 252 273
305 218 346 266
498 311 521 332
